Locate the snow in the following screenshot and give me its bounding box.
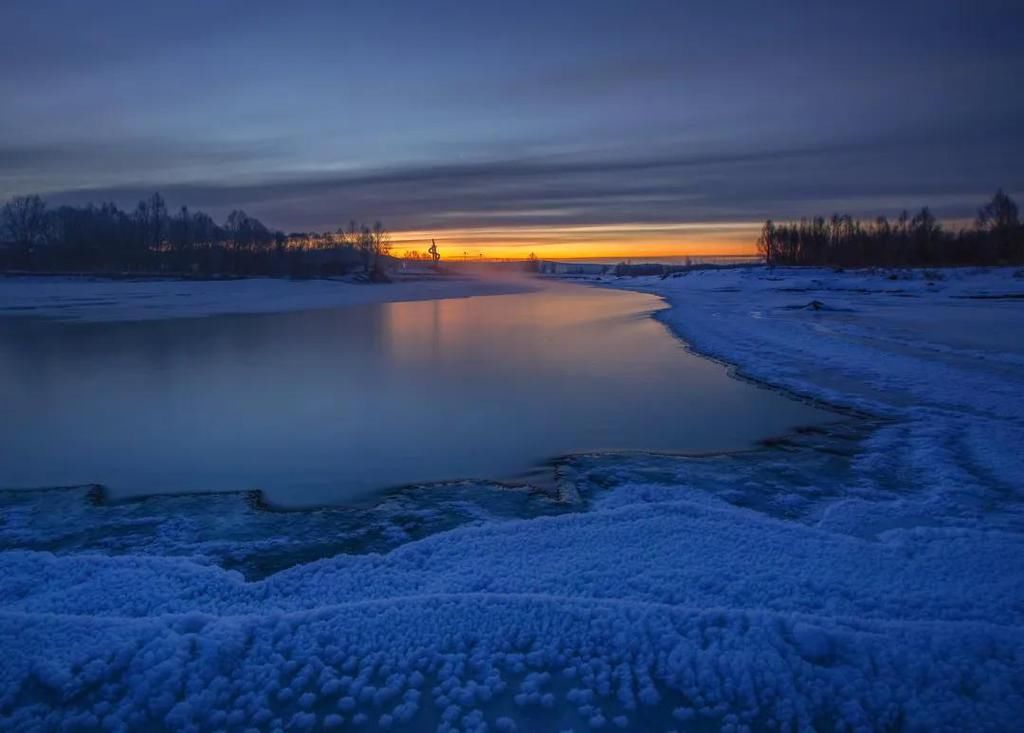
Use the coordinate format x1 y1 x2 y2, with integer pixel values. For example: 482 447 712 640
0 274 534 322
2 266 1024 730
595 266 1024 533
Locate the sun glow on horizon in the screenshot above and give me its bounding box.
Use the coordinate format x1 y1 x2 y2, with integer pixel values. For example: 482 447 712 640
388 221 761 260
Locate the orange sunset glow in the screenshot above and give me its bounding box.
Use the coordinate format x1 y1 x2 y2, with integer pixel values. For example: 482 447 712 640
388 221 762 260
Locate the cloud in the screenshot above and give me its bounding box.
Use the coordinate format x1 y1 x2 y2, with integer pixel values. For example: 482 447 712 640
24 130 1020 235
0 137 297 201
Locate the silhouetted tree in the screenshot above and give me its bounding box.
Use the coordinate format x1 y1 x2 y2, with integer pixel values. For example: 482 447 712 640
977 189 1022 262
170 206 193 252
756 220 776 265
371 221 391 263
191 211 219 245
354 223 373 272
0 191 398 278
756 191 1023 267
134 193 167 249
1 195 49 259
978 189 1020 232
349 221 391 276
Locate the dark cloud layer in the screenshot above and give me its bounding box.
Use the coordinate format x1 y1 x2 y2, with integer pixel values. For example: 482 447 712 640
1 0 1022 238
38 130 1023 233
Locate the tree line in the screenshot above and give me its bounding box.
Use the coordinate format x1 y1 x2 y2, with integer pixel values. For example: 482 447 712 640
757 190 1023 267
0 193 398 278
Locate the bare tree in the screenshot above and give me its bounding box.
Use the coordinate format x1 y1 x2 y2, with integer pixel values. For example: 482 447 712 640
133 193 167 249
751 191 1024 267
171 206 193 252
756 220 776 265
1 194 49 250
370 221 391 263
354 223 373 272
191 211 217 245
977 189 1022 261
225 210 250 249
352 221 391 275
977 189 1019 232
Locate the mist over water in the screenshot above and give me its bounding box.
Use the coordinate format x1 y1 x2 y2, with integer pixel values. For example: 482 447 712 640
0 281 830 506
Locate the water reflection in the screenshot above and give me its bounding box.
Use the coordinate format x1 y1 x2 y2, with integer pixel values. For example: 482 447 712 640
0 281 831 505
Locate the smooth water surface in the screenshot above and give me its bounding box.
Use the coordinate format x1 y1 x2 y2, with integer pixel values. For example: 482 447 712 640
0 281 831 505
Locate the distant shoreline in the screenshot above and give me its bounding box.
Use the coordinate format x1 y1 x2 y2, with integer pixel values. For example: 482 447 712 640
0 271 537 323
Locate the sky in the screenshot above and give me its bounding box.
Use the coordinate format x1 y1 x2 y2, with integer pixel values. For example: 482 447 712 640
2 0 1022 258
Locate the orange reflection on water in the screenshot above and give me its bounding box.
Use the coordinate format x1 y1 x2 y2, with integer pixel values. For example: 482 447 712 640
381 279 673 382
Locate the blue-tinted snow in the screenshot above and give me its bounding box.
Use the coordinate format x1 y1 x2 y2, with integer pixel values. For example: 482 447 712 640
2 266 1024 731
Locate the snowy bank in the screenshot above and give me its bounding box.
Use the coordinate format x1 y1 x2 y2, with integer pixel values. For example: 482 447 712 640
0 274 534 322
2 267 1024 731
599 266 1024 534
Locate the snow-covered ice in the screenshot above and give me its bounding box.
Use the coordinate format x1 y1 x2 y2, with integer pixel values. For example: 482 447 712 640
2 267 1024 731
598 266 1024 535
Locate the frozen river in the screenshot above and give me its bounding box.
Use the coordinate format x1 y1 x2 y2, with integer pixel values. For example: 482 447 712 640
0 279 830 506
